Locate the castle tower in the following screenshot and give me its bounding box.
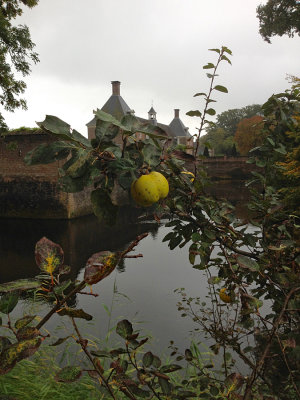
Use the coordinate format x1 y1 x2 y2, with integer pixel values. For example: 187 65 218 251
148 106 157 125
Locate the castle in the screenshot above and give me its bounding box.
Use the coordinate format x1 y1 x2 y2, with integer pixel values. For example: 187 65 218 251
86 81 193 151
0 81 193 219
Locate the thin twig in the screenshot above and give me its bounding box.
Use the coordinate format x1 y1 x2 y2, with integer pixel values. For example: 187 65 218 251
71 317 117 400
243 287 300 400
36 280 86 330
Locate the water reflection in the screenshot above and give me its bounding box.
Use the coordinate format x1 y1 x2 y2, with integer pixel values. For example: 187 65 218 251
0 215 159 283
0 180 253 358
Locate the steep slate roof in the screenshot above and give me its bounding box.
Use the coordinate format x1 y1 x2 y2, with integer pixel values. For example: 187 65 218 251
148 106 156 114
168 115 191 139
86 83 132 127
86 83 190 141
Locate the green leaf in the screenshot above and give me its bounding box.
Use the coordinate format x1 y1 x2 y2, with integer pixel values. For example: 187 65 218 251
185 349 193 361
94 109 123 128
0 337 11 355
160 364 182 373
129 387 151 398
0 279 40 294
162 232 175 242
177 390 198 398
193 92 207 97
136 122 168 140
15 316 36 330
210 386 219 396
59 265 71 275
222 46 232 55
0 293 19 314
206 108 216 116
221 55 232 64
186 110 202 118
152 355 161 368
57 307 93 321
224 373 244 390
53 280 72 296
207 276 222 285
37 115 90 147
143 351 154 368
169 235 182 250
203 63 215 69
24 141 72 166
214 85 228 93
95 120 120 145
191 232 201 242
248 296 263 309
142 142 161 167
267 137 275 146
116 319 133 339
91 350 111 358
189 243 197 265
158 377 172 395
64 148 91 178
236 255 260 272
91 188 118 225
120 114 140 133
209 48 220 54
55 366 82 383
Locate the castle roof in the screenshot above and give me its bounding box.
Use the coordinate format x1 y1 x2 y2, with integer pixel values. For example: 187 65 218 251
86 83 191 141
86 81 132 127
168 109 191 138
148 106 156 114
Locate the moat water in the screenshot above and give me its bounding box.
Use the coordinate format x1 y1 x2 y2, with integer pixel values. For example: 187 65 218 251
0 180 252 361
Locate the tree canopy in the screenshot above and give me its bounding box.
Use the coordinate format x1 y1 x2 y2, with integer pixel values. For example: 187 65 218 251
234 115 265 155
257 0 300 43
199 104 262 155
0 0 39 132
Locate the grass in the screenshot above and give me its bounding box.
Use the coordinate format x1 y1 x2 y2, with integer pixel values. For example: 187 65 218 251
0 346 106 400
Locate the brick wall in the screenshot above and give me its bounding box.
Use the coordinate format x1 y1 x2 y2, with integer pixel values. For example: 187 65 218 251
0 131 92 218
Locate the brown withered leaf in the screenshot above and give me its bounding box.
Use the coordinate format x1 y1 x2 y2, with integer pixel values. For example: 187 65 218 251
0 338 42 375
16 326 39 341
84 251 119 285
35 237 64 274
57 307 93 321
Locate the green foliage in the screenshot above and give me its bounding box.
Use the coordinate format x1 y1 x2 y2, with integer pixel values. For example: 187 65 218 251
0 0 39 130
25 111 166 224
0 347 102 400
186 46 232 156
6 47 299 399
213 104 262 136
199 104 262 155
256 0 300 43
203 145 209 157
163 83 300 400
234 115 265 155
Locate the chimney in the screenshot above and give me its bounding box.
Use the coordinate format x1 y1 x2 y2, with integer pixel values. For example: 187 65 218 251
174 109 180 118
111 81 121 96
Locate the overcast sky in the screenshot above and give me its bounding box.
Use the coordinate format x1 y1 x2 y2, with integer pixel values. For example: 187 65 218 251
3 0 299 136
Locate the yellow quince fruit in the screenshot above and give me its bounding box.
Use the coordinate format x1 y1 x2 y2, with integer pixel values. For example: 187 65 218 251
219 288 234 304
131 171 169 207
148 171 169 199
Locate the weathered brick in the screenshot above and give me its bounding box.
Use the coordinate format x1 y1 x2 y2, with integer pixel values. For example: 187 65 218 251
0 131 92 219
